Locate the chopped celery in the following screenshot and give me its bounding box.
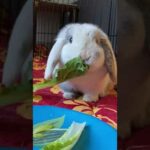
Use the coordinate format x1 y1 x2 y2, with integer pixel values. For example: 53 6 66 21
42 122 86 150
33 116 65 138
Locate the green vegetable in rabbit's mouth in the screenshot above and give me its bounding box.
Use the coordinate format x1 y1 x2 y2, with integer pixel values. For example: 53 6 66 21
33 56 89 91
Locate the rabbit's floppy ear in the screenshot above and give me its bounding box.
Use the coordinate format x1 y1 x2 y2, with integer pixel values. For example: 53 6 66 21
44 24 73 80
99 30 117 84
44 39 66 80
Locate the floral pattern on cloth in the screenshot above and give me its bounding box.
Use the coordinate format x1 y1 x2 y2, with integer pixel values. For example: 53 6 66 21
33 45 117 129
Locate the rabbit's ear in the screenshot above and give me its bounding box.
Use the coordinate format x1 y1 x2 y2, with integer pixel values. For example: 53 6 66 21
44 24 73 80
100 32 117 84
44 39 65 80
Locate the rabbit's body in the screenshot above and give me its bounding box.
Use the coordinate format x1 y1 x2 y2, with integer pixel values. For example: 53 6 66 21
60 66 112 101
45 23 117 102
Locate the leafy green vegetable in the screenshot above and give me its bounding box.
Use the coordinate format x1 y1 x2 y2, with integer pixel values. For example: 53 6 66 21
33 78 57 92
42 122 86 150
33 133 44 138
33 116 65 139
55 57 89 81
34 124 54 135
33 57 89 91
34 129 67 147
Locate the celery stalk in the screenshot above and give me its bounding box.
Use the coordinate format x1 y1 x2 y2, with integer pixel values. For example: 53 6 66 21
42 122 86 150
33 57 89 92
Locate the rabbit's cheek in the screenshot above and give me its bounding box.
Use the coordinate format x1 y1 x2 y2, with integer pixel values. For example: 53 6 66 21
61 45 81 64
80 52 90 62
90 52 105 69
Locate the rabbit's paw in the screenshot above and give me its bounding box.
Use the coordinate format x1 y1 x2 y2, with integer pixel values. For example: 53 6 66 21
83 94 99 102
63 92 77 99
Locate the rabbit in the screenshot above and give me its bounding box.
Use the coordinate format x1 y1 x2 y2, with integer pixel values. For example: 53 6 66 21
2 0 32 87
44 23 117 102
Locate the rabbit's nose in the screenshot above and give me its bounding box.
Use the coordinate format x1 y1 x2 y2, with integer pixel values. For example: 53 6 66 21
84 57 90 61
80 53 91 63
82 56 90 62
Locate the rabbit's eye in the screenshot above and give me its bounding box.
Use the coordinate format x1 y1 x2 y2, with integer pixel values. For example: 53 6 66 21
69 37 72 43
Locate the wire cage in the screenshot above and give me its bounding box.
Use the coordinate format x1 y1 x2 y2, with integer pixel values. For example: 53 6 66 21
34 0 117 57
34 0 79 57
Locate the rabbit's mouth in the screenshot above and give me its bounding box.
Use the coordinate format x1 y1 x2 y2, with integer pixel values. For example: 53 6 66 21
83 56 91 64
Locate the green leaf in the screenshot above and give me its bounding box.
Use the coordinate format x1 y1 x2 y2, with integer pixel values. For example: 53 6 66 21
42 122 86 150
34 129 67 147
33 133 44 138
33 124 54 135
33 78 57 92
33 116 65 137
56 57 89 82
33 57 89 91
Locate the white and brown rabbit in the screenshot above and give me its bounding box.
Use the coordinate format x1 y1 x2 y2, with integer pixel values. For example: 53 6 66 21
44 23 117 102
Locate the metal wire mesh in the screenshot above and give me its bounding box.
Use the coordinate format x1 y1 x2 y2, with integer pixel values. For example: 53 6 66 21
34 0 117 56
34 0 79 53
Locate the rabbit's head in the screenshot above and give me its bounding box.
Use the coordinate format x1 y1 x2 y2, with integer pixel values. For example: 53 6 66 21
44 23 117 84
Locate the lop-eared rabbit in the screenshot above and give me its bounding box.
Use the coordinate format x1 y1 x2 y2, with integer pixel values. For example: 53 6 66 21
44 23 117 102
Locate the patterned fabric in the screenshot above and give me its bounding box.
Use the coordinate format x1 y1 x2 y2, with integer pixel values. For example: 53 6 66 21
33 45 118 129
0 42 150 149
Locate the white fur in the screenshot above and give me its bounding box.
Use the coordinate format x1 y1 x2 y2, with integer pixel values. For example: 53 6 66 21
45 23 117 102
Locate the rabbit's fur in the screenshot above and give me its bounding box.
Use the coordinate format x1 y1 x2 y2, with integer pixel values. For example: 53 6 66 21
45 23 117 102
118 0 150 138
